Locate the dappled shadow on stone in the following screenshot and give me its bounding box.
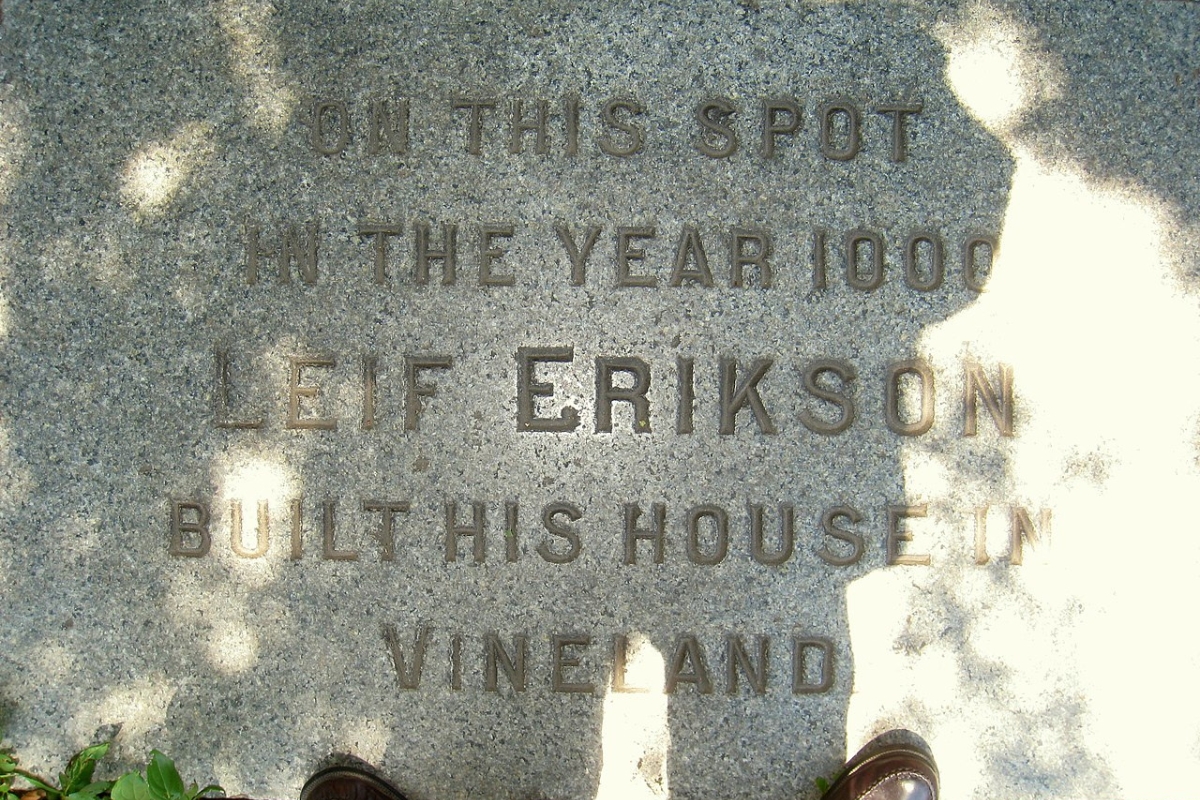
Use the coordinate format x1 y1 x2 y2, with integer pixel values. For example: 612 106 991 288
6 2 1194 800
849 3 1200 798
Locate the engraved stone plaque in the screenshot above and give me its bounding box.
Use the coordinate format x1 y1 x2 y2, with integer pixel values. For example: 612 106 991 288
1 2 1198 799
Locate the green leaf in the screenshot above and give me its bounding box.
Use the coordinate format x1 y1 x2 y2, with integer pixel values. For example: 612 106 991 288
0 752 17 774
186 786 222 800
13 769 57 793
815 777 831 793
66 779 113 800
145 754 183 800
110 773 150 800
59 744 110 795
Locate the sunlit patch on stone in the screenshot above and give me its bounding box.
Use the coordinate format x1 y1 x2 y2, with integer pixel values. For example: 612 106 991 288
120 122 215 215
595 635 670 800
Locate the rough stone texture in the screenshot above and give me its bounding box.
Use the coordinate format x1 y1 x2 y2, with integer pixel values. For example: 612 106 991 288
0 2 1197 799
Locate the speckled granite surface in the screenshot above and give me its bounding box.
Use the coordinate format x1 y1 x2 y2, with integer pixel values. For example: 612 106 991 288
0 2 1197 799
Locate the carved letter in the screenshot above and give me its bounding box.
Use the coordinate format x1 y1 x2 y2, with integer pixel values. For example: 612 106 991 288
310 99 349 155
358 221 403 285
551 634 594 693
670 226 714 287
792 637 834 693
616 226 657 287
886 504 929 566
686 504 729 565
760 98 801 158
287 356 337 430
875 102 922 162
904 231 944 291
963 361 1014 437
845 229 884 291
538 502 583 564
445 501 486 563
213 349 263 429
595 357 652 433
479 224 515 286
509 98 550 154
623 503 665 564
695 97 738 159
666 636 713 694
451 98 497 155
799 359 856 435
885 359 935 436
516 347 580 432
414 222 457 285
719 357 776 435
727 635 769 695
485 633 527 692
363 500 410 562
818 99 861 161
750 504 794 565
404 355 453 431
230 500 269 558
818 505 864 566
556 224 602 286
368 98 409 155
169 501 211 557
382 624 431 690
598 98 645 157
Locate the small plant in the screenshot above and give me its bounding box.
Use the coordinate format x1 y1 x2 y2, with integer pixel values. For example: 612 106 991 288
1 742 113 800
111 751 221 800
0 744 221 800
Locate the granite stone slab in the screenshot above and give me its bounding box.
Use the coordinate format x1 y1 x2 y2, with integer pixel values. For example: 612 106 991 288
0 1 1198 799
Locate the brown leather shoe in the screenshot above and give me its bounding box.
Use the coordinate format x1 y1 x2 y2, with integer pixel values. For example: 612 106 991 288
819 731 939 800
300 766 409 800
